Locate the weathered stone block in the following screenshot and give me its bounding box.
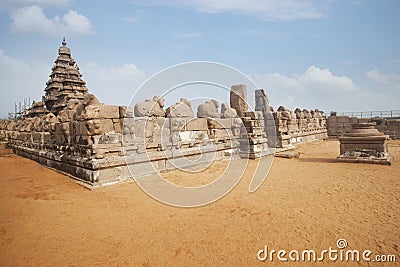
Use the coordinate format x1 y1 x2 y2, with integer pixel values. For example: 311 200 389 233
112 119 122 133
85 119 114 135
212 129 231 139
350 117 358 124
358 118 371 123
185 118 208 131
232 128 240 137
208 118 233 129
119 106 133 118
60 122 70 135
82 105 120 120
98 133 122 144
170 118 187 132
133 118 154 138
327 116 337 124
178 131 208 142
197 100 220 118
58 110 76 122
32 132 44 142
230 84 248 117
244 111 259 120
255 89 269 113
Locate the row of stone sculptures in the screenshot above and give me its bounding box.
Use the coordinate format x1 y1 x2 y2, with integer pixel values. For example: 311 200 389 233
1 93 102 133
275 105 327 131
4 92 328 139
133 96 238 119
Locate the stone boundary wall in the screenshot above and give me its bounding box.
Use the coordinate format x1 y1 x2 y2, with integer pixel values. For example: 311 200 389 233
0 101 329 187
0 40 330 187
267 106 328 149
0 104 242 186
327 113 400 139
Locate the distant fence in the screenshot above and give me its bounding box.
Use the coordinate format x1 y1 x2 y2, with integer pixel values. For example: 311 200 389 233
337 110 400 119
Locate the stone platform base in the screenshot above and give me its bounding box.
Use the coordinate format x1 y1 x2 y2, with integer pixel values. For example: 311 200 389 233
335 155 392 165
10 143 239 188
277 129 328 149
0 141 8 149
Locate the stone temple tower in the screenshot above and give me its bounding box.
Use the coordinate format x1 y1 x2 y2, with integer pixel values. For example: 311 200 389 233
44 38 88 115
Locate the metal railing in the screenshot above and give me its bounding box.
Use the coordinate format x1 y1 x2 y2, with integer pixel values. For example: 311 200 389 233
338 110 400 119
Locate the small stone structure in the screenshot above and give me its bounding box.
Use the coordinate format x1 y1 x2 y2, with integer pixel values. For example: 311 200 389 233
327 113 400 139
0 39 330 186
336 122 392 165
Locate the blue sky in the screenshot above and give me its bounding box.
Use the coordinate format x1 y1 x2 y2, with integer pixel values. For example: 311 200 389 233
0 0 399 118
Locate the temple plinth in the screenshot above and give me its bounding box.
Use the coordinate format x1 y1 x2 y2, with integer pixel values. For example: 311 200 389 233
336 122 392 165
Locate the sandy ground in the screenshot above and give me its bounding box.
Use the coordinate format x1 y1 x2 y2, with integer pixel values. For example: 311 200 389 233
0 139 399 266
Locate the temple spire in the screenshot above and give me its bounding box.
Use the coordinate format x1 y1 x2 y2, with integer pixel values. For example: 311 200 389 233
44 38 88 115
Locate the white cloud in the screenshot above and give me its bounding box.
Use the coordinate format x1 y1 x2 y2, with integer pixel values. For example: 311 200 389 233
10 5 58 34
0 49 49 118
132 0 330 20
297 65 358 92
83 62 147 105
10 5 93 36
254 65 361 111
257 72 303 92
62 10 93 35
255 65 357 94
366 69 400 90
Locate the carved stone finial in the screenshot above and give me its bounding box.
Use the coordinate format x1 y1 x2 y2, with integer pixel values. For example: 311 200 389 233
62 37 67 46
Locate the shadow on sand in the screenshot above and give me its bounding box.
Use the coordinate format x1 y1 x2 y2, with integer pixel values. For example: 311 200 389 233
297 157 337 164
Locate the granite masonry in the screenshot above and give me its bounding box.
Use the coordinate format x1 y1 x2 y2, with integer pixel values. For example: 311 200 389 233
336 122 392 165
327 112 400 139
0 40 330 186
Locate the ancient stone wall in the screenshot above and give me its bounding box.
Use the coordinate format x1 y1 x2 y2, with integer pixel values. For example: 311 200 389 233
0 91 329 187
269 106 328 149
0 40 329 187
327 113 400 139
0 98 243 186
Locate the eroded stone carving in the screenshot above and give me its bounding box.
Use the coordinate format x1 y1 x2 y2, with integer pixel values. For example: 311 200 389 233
277 106 290 130
166 98 194 118
221 103 237 118
255 89 269 113
197 99 220 118
75 94 101 120
58 99 80 122
230 84 248 118
134 96 165 117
